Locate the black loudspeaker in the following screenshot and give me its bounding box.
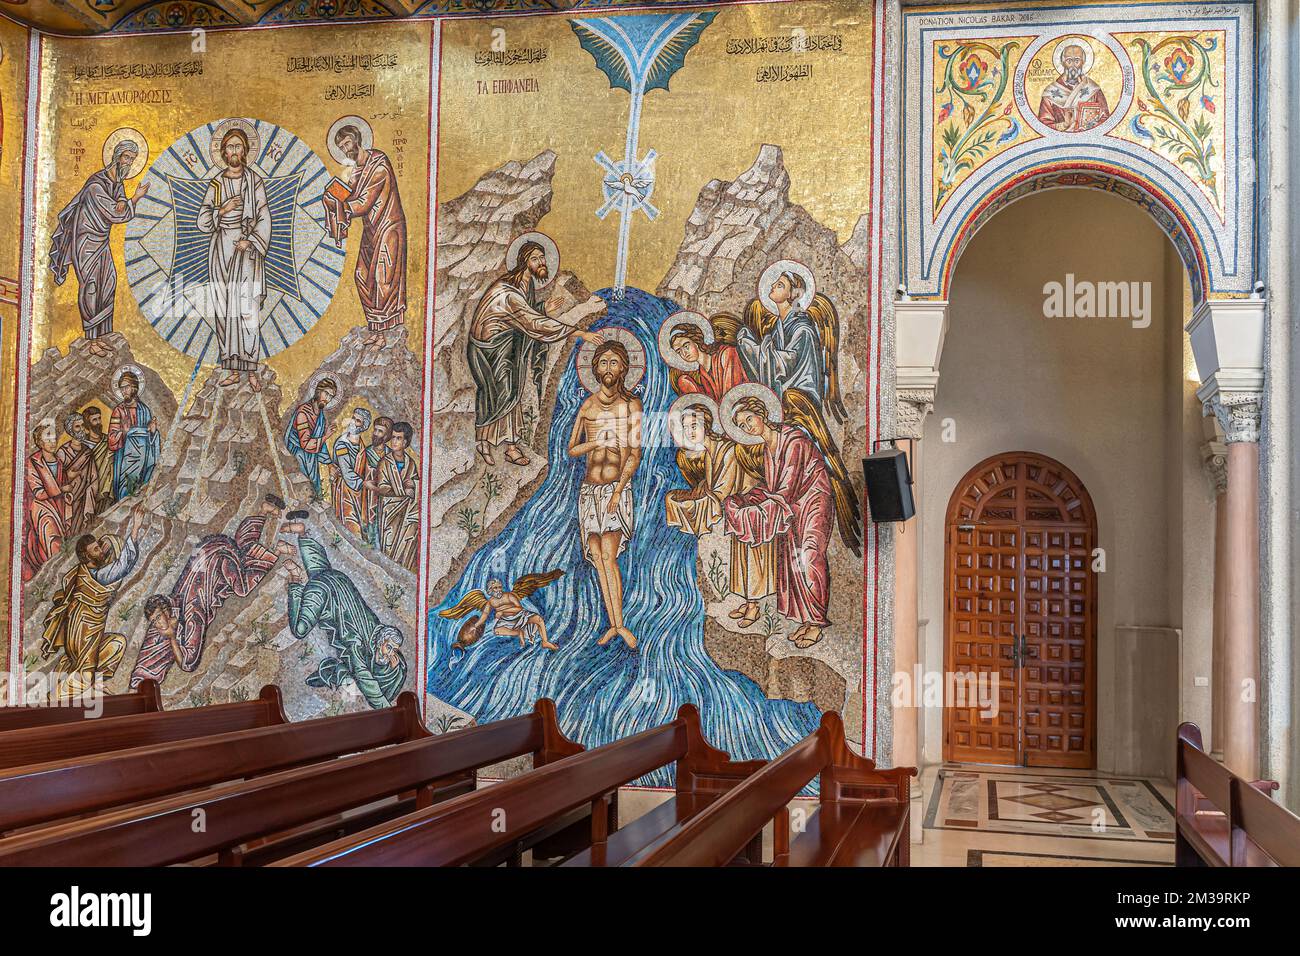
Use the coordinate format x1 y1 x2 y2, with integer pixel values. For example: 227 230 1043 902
862 447 915 522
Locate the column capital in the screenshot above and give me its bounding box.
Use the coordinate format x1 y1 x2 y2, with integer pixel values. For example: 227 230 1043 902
1203 389 1263 444
1188 296 1266 444
896 388 935 440
1201 440 1229 494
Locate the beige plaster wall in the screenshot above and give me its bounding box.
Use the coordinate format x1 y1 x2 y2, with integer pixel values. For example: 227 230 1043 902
917 189 1213 777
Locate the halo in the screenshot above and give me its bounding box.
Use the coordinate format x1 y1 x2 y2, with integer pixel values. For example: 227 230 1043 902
306 373 342 409
576 327 646 394
327 115 374 167
209 118 262 171
719 383 783 446
1052 35 1095 75
102 128 149 180
758 259 817 314
668 393 721 451
506 232 559 289
657 311 715 371
112 365 145 402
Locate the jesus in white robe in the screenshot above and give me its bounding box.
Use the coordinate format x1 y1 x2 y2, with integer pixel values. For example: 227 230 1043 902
198 128 272 390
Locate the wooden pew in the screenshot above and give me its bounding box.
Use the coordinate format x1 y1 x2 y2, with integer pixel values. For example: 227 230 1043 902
0 680 163 733
1175 722 1299 867
0 692 428 836
273 704 765 868
627 711 915 867
0 685 288 771
0 699 584 867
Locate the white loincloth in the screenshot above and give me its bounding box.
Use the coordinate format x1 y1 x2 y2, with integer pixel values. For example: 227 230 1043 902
578 481 635 564
494 608 539 643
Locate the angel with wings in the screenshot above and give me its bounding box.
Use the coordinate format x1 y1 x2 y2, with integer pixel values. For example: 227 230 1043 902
736 260 848 426
659 310 748 402
721 388 849 648
439 570 565 652
722 263 861 559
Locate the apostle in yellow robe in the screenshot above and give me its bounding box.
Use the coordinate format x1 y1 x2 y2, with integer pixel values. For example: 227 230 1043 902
41 505 145 700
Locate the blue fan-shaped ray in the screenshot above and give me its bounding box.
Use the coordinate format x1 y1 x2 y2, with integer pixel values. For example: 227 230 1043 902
570 12 717 95
166 172 303 300
263 173 304 299
427 289 821 788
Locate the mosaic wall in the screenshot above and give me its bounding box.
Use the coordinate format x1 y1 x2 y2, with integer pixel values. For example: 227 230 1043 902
10 22 431 716
0 15 29 679
902 0 1255 303
0 0 1258 768
1 1 890 765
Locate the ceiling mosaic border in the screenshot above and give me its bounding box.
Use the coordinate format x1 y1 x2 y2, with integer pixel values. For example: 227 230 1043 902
2 0 746 35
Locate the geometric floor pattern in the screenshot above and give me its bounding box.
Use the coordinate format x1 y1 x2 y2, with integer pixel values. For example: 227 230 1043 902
926 764 1175 843
916 764 1176 867
595 764 1178 867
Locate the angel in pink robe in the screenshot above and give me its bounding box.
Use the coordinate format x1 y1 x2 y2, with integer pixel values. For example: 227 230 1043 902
667 322 747 401
723 397 832 648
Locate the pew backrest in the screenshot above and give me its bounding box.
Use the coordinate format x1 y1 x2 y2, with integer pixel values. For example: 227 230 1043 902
0 685 287 771
0 699 577 866
0 680 163 733
1175 721 1300 867
629 712 915 867
274 704 755 868
0 692 427 834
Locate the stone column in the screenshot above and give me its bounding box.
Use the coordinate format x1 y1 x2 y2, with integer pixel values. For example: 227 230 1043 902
1187 297 1265 780
1201 441 1228 761
1207 395 1262 778
893 390 933 774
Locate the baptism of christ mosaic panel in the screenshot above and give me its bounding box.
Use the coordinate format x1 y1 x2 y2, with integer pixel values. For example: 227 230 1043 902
10 23 432 716
426 2 880 777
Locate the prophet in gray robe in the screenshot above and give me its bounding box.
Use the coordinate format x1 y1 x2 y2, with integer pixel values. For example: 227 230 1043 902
48 167 135 339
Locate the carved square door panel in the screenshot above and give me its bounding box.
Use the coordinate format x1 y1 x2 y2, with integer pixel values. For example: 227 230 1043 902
945 452 1096 768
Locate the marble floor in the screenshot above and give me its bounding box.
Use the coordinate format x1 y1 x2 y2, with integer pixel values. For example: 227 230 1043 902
912 763 1175 866
612 762 1176 867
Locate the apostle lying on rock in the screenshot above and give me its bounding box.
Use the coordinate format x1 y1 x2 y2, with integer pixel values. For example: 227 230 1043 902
128 495 291 689
280 519 408 709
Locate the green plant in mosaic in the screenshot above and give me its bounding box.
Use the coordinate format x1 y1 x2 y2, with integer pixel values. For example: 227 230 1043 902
706 550 728 600
457 506 482 539
481 471 502 509
1130 34 1221 201
935 39 1022 211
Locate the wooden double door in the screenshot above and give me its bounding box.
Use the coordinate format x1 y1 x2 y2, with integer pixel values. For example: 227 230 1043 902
943 452 1097 769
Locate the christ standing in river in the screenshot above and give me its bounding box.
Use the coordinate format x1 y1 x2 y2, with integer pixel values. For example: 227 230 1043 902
568 340 642 649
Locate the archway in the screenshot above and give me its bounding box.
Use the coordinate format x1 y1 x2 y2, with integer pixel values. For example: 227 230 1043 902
943 451 1098 768
910 186 1201 780
940 164 1210 306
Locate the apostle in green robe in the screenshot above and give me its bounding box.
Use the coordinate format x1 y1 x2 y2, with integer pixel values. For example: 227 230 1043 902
284 528 407 709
